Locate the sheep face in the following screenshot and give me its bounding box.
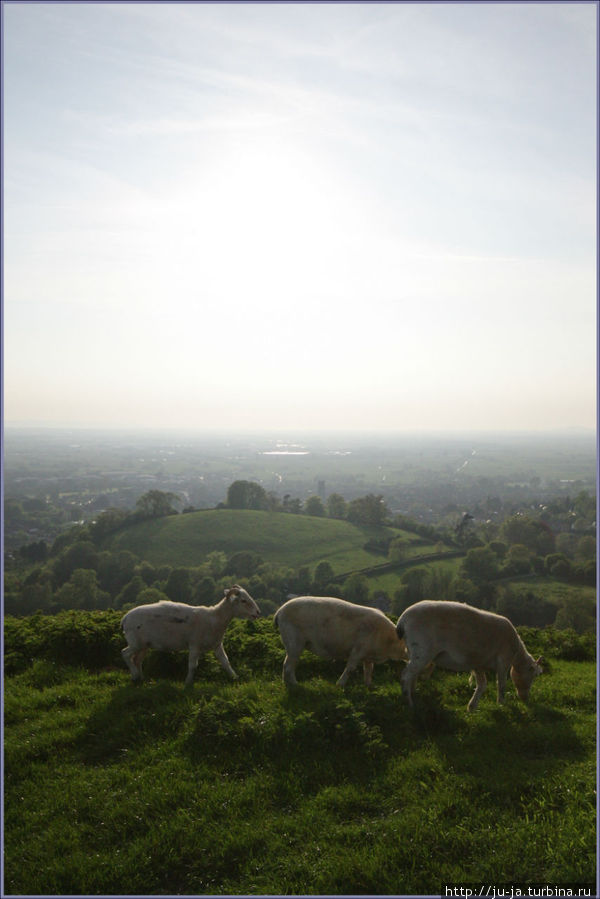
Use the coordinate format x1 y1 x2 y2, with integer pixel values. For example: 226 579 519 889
225 585 260 620
511 656 543 702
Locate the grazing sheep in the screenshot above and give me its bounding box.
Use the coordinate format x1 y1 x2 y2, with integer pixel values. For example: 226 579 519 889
396 600 543 710
121 585 260 685
274 596 408 688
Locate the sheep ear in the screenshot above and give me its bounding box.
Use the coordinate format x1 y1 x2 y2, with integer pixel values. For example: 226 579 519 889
535 656 544 672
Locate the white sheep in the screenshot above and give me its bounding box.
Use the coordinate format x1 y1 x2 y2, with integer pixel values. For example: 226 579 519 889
121 585 260 685
274 595 408 688
396 600 543 710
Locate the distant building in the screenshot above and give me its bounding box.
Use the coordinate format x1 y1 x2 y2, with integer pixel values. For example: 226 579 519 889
318 480 326 500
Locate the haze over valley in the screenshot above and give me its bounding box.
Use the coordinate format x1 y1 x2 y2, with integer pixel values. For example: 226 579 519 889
5 426 595 553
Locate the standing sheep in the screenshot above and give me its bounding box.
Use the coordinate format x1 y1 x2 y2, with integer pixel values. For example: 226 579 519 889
396 600 543 710
274 596 408 688
121 585 260 685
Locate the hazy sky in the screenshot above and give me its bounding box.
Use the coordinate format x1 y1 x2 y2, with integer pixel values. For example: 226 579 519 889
3 2 597 432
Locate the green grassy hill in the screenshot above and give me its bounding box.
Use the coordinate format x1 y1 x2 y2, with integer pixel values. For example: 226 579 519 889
4 612 596 896
103 509 406 573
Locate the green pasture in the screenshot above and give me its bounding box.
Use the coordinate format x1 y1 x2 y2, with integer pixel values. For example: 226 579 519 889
504 576 597 606
3 613 596 896
367 557 464 595
103 509 404 573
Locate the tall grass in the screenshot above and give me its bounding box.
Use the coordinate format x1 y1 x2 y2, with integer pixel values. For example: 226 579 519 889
3 614 596 895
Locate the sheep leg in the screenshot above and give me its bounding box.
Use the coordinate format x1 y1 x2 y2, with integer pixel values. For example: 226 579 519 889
133 648 148 680
337 646 364 688
468 670 487 711
496 668 508 704
184 647 202 686
282 651 300 687
362 661 374 687
420 662 436 680
213 643 238 680
281 633 305 687
400 657 430 707
122 645 143 681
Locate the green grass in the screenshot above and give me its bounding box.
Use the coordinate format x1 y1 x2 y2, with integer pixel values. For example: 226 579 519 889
3 614 596 895
367 557 464 594
102 508 401 573
505 576 597 605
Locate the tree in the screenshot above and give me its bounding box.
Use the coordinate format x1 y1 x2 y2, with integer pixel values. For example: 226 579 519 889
115 576 145 609
556 533 577 558
460 547 498 584
304 496 325 517
327 493 347 519
225 550 263 577
391 587 412 616
343 573 370 605
503 544 533 576
388 536 410 563
573 490 596 521
455 512 475 543
549 558 572 580
164 568 192 603
425 565 454 601
89 508 129 542
54 569 111 610
496 588 556 628
292 566 312 594
52 540 99 588
347 494 388 527
554 596 596 633
205 551 227 578
399 566 429 604
137 561 158 586
135 490 179 519
451 577 480 605
97 550 138 596
263 491 281 512
580 560 596 586
501 515 555 556
11 581 53 615
226 480 269 511
313 561 335 587
488 540 508 560
194 576 217 605
135 586 170 606
18 540 48 565
576 536 596 562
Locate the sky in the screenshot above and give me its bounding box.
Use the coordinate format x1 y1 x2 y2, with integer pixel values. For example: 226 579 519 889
3 2 597 432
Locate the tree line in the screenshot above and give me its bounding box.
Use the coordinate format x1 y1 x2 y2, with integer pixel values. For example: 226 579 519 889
5 484 596 633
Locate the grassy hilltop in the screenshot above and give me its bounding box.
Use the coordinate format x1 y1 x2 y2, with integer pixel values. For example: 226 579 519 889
101 508 402 572
4 612 596 896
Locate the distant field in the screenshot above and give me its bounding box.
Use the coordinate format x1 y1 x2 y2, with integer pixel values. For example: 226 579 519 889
103 509 402 573
505 577 597 606
367 557 464 595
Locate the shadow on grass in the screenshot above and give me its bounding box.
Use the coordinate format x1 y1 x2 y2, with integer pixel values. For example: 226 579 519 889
75 678 199 765
402 681 587 808
75 659 586 813
181 677 400 795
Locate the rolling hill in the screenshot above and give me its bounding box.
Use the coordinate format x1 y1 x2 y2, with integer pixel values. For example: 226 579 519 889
102 509 409 573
